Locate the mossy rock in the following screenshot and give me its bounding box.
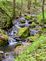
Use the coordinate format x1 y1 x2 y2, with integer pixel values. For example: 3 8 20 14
27 34 39 42
31 22 36 28
16 27 29 39
0 29 8 47
20 20 25 24
25 15 32 20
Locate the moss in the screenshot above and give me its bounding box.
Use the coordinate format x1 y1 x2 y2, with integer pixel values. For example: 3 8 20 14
0 29 8 47
16 27 29 39
42 28 46 35
0 12 12 29
20 20 25 24
31 22 36 27
0 1 13 17
27 34 39 42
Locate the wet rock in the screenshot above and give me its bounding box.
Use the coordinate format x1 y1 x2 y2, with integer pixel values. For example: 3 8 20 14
25 20 30 27
15 36 22 41
30 29 39 35
19 24 25 27
8 37 17 46
35 25 42 30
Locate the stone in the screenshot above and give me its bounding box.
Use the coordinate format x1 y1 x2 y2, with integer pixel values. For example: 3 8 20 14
30 29 39 35
16 27 29 39
0 29 8 46
14 42 31 55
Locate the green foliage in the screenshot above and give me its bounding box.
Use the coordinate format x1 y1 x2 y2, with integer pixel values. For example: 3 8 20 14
37 11 46 23
0 1 13 17
0 12 12 29
0 1 13 29
27 34 39 42
15 36 46 61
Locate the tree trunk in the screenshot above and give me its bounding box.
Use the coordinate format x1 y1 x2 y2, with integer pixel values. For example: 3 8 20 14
27 0 31 14
13 0 15 19
20 0 23 16
42 0 45 21
35 0 37 4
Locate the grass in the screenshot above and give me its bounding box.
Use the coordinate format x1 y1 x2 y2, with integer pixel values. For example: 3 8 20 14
15 35 46 61
0 0 13 18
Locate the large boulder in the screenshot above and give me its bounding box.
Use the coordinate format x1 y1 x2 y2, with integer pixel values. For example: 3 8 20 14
0 29 8 47
16 27 29 39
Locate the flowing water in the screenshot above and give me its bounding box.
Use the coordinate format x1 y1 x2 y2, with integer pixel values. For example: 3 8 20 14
2 52 15 61
2 17 27 61
2 16 39 61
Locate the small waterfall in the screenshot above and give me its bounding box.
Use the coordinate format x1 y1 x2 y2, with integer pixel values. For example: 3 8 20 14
15 22 20 29
8 37 17 46
25 20 29 27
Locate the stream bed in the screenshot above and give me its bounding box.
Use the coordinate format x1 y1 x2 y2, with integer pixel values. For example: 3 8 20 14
1 16 29 61
0 16 42 61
